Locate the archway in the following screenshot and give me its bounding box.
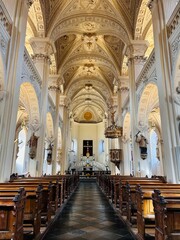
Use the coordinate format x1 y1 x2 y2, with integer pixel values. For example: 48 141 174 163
43 112 54 175
138 83 162 176
14 82 40 176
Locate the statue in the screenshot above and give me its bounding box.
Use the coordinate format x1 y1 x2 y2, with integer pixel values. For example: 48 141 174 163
27 133 39 159
135 131 148 160
46 142 53 165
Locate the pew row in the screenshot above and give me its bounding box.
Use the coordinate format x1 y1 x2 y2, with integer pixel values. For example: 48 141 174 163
0 188 26 240
152 190 180 240
0 174 79 239
136 185 180 240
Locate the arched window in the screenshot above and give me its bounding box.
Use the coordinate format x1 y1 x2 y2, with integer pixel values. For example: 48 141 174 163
150 129 161 175
15 128 27 174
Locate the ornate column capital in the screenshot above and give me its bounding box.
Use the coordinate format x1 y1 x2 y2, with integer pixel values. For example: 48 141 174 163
31 53 51 64
126 40 149 59
29 37 55 57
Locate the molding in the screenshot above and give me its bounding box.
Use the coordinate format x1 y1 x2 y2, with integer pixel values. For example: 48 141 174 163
0 0 12 35
136 50 156 89
31 53 51 64
170 29 180 73
23 48 41 87
167 1 180 38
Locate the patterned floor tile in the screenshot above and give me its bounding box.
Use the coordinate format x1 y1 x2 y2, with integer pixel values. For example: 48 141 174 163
43 180 136 240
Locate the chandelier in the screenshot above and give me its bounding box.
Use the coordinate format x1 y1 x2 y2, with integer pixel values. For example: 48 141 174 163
104 111 123 138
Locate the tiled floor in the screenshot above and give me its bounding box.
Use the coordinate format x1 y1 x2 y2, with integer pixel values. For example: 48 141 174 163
43 180 136 240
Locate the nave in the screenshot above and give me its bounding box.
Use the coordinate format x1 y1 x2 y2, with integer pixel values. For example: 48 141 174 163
43 180 135 240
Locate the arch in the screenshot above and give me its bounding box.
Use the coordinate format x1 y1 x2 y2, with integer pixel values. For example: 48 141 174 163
50 16 130 45
135 0 151 40
138 83 159 130
19 82 40 126
135 0 154 58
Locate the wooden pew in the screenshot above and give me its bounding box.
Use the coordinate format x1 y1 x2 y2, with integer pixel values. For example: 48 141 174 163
0 187 26 240
0 181 54 227
119 178 166 218
0 184 43 238
152 189 180 240
136 185 180 240
12 176 66 207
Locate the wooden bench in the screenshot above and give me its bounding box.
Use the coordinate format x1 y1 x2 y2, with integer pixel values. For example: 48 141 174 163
1 181 54 226
119 179 166 218
0 187 26 240
0 184 43 238
152 189 180 240
136 185 180 240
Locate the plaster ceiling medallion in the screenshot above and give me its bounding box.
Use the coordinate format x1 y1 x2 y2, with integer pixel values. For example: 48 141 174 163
82 33 98 52
82 21 99 32
80 0 100 10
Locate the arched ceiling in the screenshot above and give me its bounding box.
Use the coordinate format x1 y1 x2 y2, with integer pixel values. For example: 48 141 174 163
26 0 153 124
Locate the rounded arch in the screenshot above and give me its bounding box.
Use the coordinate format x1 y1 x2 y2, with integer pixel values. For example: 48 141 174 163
135 0 154 58
19 82 40 127
138 83 159 129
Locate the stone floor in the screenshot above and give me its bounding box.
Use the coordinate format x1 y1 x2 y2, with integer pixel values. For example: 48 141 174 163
43 180 136 240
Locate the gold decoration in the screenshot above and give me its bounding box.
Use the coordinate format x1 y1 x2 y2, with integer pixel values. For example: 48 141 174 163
84 111 92 121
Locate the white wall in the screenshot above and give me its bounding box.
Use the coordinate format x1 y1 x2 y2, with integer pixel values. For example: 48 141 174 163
71 121 106 169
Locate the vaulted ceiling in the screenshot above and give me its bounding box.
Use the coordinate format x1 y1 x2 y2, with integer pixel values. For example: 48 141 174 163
26 0 153 124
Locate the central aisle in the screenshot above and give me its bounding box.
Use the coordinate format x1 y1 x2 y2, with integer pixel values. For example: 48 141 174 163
43 180 135 240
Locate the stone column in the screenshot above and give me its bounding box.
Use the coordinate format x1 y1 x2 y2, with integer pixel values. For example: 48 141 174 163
49 82 61 175
59 95 69 174
148 0 177 182
30 38 53 176
127 40 148 176
0 0 33 181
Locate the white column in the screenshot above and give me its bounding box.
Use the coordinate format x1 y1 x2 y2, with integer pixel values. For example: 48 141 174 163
60 96 69 174
30 38 53 176
127 41 148 176
0 0 32 181
50 84 61 175
148 0 177 182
